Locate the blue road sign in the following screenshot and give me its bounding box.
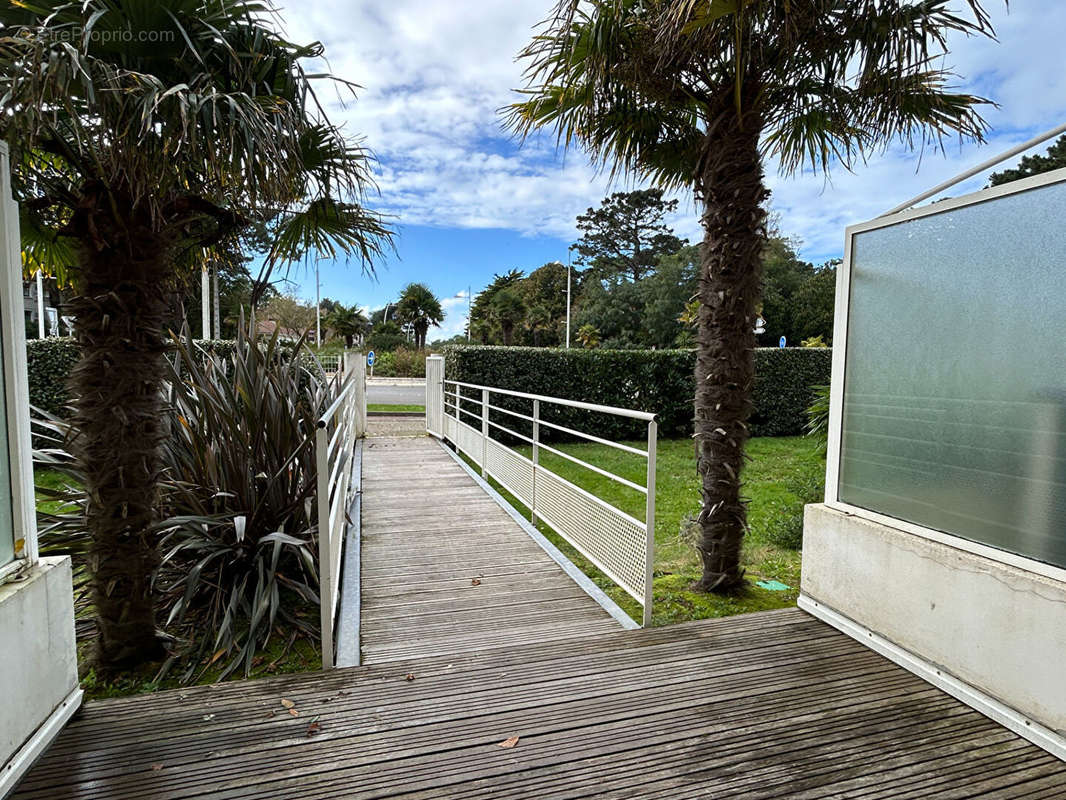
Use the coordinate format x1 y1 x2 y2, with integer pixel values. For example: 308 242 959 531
367 350 376 367
778 336 787 348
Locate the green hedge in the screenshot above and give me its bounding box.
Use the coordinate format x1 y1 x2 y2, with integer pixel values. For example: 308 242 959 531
439 344 831 440
27 338 81 417
28 337 321 418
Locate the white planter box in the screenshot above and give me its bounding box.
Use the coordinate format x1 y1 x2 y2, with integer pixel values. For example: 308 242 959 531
0 556 80 796
801 503 1066 758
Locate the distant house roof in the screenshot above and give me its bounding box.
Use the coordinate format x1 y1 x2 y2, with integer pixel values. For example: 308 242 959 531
257 319 303 341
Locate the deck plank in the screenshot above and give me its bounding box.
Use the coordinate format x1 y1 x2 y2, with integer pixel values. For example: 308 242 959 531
15 608 1065 799
356 435 622 663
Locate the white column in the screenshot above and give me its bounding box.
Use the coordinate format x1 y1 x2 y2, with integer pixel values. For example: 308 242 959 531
35 270 44 339
201 266 210 339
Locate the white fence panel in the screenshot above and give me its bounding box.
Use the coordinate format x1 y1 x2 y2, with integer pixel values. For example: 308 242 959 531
426 355 444 436
429 359 657 626
316 351 366 668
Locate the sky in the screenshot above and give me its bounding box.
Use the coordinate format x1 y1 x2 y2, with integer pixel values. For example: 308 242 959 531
277 1 1066 341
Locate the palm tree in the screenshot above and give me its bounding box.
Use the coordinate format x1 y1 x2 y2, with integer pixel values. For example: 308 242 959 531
509 0 994 592
0 0 391 669
396 283 443 350
526 304 552 346
326 304 371 348
491 289 527 346
576 324 601 350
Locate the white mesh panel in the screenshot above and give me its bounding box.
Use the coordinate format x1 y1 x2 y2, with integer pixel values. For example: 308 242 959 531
534 468 647 604
485 437 533 506
456 419 482 463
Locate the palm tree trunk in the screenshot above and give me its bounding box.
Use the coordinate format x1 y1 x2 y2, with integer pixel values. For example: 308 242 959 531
68 220 173 669
692 117 768 593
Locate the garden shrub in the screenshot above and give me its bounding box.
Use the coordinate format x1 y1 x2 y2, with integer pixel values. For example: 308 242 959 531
28 336 321 418
34 323 334 682
440 344 831 440
368 347 426 378
27 337 80 417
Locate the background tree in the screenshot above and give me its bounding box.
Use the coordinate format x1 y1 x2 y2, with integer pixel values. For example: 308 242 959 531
510 0 994 592
365 320 407 352
525 304 553 346
576 324 601 349
326 304 370 348
790 262 838 346
396 283 443 349
758 236 816 347
573 189 686 282
261 293 317 336
2 0 391 668
470 270 524 343
989 135 1066 186
491 288 527 346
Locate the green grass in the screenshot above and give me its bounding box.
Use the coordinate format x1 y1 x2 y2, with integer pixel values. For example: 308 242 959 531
467 435 824 626
35 467 77 514
368 403 425 413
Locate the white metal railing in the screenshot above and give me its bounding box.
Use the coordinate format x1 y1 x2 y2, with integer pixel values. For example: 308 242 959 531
316 351 367 668
318 354 341 375
425 355 657 626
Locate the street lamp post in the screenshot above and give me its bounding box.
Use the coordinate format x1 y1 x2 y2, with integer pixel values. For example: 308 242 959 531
315 262 321 346
565 247 574 349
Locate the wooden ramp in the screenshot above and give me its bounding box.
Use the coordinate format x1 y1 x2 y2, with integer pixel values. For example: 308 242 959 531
15 608 1066 800
358 435 622 663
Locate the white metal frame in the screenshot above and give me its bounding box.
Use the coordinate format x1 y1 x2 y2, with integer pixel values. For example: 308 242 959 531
427 359 657 627
825 164 1066 585
0 142 38 583
316 350 366 668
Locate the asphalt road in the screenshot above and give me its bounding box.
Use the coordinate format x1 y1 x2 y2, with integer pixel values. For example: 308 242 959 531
367 383 426 406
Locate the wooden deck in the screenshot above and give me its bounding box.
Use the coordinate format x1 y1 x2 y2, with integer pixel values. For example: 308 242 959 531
15 608 1066 799
358 435 621 663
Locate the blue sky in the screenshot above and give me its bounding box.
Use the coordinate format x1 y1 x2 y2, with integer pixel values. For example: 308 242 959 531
279 1 1066 340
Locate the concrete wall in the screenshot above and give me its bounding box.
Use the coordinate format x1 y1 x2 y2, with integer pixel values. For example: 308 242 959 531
0 556 79 793
801 503 1066 737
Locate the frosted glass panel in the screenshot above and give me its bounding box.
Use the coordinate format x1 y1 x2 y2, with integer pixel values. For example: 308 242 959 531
839 179 1066 569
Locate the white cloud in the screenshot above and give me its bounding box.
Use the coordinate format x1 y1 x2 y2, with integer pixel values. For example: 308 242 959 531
279 0 1066 262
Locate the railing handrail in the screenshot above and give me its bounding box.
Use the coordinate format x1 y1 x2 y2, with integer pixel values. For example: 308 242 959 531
445 379 656 422
316 351 367 668
434 366 657 627
319 371 359 428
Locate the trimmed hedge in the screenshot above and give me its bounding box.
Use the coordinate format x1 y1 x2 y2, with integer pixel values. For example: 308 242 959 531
439 344 831 440
28 337 320 418
27 338 80 417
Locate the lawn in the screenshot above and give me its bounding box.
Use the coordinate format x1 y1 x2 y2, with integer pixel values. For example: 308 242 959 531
472 435 824 626
368 403 425 413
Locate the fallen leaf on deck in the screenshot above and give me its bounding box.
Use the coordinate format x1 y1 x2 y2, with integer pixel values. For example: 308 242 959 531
150 764 164 772
281 698 295 709
497 736 520 749
306 720 322 737
405 673 415 682
470 579 481 586
202 714 215 722
288 708 300 717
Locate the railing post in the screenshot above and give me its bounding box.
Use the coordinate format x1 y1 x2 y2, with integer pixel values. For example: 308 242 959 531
481 388 489 477
643 418 657 628
316 422 334 669
531 399 540 524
